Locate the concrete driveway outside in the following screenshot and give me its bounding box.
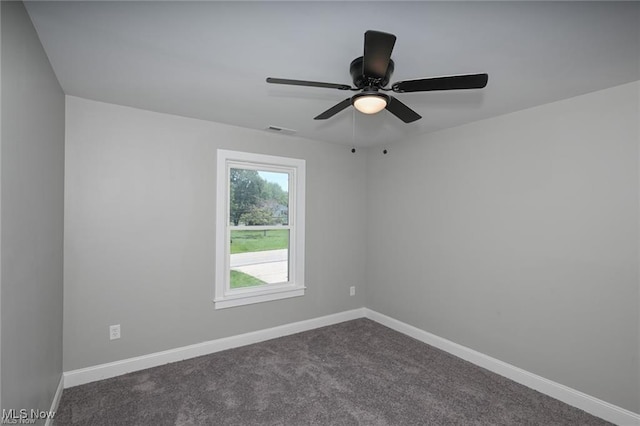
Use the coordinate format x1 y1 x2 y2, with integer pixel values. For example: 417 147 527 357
230 249 288 283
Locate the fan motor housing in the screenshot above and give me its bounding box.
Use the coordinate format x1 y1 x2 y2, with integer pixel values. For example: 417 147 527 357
350 56 394 89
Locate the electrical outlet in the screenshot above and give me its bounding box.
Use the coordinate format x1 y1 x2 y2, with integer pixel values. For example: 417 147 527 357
109 324 121 340
349 286 355 296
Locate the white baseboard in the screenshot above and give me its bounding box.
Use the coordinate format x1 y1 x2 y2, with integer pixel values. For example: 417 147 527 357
45 375 64 426
63 308 365 388
364 308 640 426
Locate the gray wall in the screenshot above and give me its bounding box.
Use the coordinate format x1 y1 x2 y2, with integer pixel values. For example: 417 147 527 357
366 82 640 412
63 96 367 371
1 0 65 417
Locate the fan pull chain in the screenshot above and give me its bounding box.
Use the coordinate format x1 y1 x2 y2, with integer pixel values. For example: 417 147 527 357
351 108 356 153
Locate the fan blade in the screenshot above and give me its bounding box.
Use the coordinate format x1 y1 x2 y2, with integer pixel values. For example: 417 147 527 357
385 96 421 123
392 73 488 93
314 98 352 120
266 77 352 91
363 30 396 80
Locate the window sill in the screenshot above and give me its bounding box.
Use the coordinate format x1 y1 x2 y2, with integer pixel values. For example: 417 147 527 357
213 285 306 309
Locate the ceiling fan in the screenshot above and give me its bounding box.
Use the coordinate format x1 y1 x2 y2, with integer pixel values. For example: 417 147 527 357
266 30 488 123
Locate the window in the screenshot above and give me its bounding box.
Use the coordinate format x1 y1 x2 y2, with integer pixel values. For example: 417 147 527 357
214 150 305 309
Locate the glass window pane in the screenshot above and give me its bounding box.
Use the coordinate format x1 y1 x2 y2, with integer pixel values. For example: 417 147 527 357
229 229 289 288
229 168 289 226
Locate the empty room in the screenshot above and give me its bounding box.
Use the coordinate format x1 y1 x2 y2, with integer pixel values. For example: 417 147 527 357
1 1 639 425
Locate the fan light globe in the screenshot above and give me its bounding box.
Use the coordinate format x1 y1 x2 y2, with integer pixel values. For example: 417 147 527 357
353 95 387 114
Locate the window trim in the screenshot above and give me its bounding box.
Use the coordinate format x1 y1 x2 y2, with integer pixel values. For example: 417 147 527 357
214 149 305 309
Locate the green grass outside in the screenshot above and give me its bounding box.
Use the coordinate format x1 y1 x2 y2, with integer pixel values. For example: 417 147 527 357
230 270 266 288
230 229 289 254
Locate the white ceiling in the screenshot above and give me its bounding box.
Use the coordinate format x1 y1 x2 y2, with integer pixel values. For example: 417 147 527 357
25 1 640 148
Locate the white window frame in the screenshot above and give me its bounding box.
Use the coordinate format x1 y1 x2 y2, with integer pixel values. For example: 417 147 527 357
214 149 305 309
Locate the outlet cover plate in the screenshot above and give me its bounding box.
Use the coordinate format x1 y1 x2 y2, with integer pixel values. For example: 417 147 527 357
109 324 121 340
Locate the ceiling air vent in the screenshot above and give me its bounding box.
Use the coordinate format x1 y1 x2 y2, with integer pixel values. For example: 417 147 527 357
266 125 296 135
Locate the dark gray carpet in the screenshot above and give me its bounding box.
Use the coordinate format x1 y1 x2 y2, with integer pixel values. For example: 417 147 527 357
55 319 610 425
